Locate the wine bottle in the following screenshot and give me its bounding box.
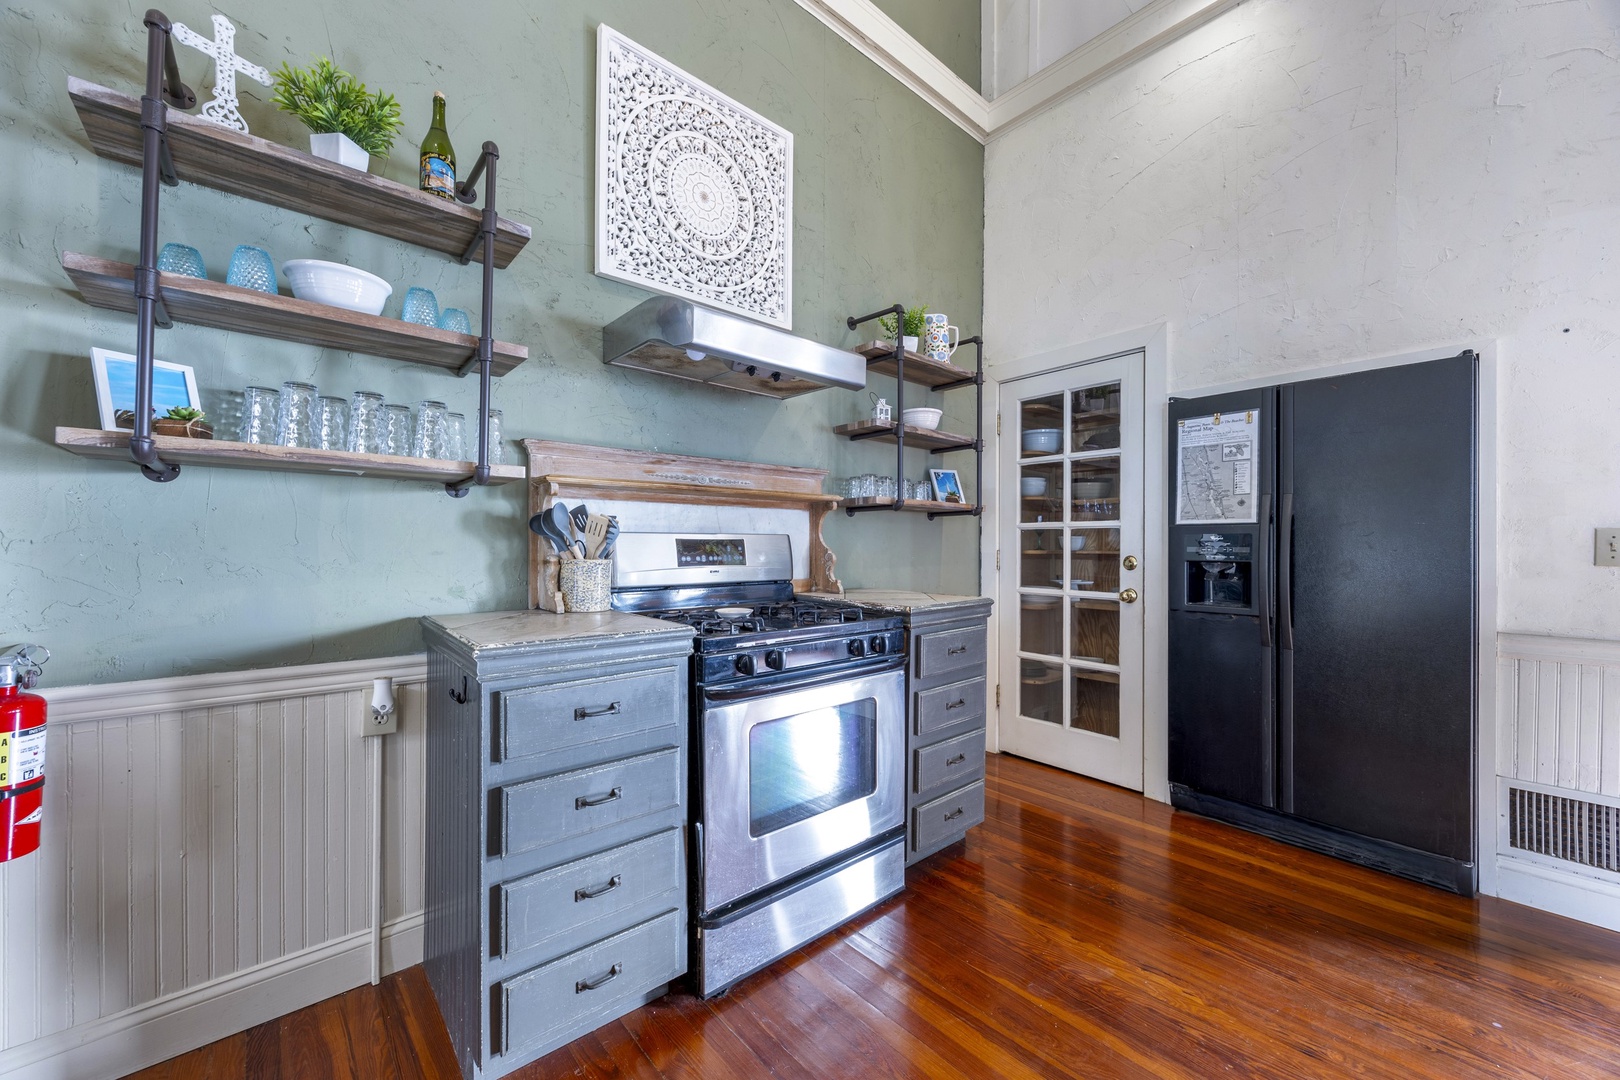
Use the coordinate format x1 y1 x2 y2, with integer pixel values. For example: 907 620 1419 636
419 91 456 200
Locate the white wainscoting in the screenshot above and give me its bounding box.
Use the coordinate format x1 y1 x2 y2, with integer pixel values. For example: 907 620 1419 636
1494 633 1620 932
0 655 429 1080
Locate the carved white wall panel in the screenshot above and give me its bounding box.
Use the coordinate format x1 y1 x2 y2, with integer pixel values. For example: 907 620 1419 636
595 25 793 328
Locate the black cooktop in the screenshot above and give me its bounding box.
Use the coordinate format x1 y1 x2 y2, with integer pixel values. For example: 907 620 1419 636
659 598 873 639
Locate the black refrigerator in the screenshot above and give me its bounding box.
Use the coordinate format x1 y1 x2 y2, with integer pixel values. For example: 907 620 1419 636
1167 352 1477 895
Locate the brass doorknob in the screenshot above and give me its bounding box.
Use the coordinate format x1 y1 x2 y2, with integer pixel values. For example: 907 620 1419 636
1122 555 1139 571
1119 588 1139 604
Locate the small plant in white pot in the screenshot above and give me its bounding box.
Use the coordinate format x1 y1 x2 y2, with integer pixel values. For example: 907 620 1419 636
271 58 402 171
880 304 928 354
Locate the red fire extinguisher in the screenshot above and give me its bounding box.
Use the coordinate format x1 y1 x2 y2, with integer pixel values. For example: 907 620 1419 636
0 644 50 863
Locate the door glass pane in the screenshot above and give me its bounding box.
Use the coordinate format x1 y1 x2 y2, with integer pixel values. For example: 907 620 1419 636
749 701 876 837
1021 530 1063 588
1020 460 1063 523
1020 395 1064 458
1071 669 1120 737
1072 382 1121 451
1019 595 1062 658
1071 457 1119 523
1069 528 1119 592
1070 600 1119 665
1021 658 1063 723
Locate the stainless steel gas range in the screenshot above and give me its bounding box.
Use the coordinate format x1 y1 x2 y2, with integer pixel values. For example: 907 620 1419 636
610 532 907 997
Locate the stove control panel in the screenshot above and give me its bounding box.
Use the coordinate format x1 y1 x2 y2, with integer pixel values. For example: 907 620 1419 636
702 628 907 686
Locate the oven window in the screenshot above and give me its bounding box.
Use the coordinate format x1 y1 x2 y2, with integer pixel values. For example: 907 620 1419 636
748 699 878 837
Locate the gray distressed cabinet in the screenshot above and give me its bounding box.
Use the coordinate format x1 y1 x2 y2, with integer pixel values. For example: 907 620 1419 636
420 611 696 1080
903 599 993 862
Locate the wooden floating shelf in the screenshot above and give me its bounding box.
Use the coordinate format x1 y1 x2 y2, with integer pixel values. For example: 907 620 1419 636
55 427 525 485
62 253 527 376
839 497 978 514
832 419 975 451
68 78 531 268
853 342 976 390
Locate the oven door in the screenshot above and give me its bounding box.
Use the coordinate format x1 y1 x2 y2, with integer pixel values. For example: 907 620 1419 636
697 660 905 914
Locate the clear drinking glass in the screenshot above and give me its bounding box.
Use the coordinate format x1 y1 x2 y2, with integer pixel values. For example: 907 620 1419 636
347 391 385 454
275 381 318 448
876 475 896 500
444 412 466 461
316 396 349 451
412 400 449 458
401 287 439 326
382 404 413 456
486 408 505 464
242 386 280 444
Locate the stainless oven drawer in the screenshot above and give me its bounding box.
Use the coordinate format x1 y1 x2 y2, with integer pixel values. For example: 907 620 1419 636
912 779 985 854
915 625 986 680
914 677 986 739
496 827 683 960
497 669 678 763
913 730 986 802
495 908 682 1057
498 748 680 858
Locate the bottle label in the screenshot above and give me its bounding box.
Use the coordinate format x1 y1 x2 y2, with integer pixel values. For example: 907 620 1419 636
421 154 455 199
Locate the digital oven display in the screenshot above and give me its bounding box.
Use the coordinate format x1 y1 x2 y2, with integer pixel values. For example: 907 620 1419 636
677 538 746 567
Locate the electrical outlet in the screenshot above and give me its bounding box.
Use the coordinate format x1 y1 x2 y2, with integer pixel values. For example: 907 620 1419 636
367 706 398 736
1598 529 1620 567
364 676 397 737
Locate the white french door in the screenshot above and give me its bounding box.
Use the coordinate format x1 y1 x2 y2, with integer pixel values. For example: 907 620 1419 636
997 352 1146 790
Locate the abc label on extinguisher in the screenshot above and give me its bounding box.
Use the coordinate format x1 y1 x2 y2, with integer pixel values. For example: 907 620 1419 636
0 728 46 786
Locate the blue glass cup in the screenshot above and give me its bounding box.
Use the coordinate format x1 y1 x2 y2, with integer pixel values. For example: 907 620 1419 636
437 307 471 335
157 243 206 279
400 287 439 326
226 245 277 293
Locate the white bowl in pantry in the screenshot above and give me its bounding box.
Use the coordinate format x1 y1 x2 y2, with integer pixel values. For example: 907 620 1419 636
902 407 943 430
1020 476 1048 497
282 259 393 316
1023 428 1061 454
1072 480 1112 498
1070 534 1088 551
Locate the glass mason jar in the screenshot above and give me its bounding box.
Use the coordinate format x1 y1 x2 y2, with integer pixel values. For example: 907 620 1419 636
242 386 280 445
382 404 413 456
486 409 505 465
348 391 385 454
275 381 318 448
412 400 449 458
316 396 349 451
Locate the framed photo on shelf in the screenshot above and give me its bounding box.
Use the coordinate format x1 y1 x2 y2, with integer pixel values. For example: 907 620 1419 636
930 468 965 505
90 348 199 430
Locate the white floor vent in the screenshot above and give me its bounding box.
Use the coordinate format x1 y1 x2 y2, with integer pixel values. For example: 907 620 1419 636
1507 786 1620 873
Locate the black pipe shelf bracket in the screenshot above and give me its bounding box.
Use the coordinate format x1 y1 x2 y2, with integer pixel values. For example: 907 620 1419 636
445 141 501 498
839 309 985 522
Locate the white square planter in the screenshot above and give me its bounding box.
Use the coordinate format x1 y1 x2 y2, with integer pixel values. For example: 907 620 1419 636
309 132 370 171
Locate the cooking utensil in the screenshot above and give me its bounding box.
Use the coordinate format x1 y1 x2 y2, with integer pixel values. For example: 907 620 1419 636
584 514 611 559
528 510 569 556
548 504 576 558
570 504 590 536
600 518 620 559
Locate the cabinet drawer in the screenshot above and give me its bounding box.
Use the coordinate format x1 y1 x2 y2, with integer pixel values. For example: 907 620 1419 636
914 677 986 740
496 827 683 960
915 625 986 680
497 669 678 763
911 779 985 854
498 748 679 858
496 908 682 1057
913 730 986 802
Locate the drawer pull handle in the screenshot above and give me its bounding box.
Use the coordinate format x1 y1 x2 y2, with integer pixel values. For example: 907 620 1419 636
944 807 965 821
947 645 968 656
945 698 967 710
574 701 623 721
575 786 623 810
946 753 967 767
574 875 622 902
575 963 622 993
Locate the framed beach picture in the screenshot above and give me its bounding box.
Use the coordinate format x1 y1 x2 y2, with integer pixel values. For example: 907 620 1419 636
90 348 199 430
930 468 965 505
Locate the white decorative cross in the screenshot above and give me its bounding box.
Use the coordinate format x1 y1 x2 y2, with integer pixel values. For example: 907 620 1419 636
171 14 270 134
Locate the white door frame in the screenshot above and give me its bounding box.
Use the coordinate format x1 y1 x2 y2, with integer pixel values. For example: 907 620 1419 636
981 324 1171 802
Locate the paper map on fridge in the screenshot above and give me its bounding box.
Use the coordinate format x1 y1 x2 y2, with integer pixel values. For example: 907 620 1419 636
1176 410 1259 524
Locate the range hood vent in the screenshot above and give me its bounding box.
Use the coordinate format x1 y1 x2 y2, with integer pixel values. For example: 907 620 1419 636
602 297 866 399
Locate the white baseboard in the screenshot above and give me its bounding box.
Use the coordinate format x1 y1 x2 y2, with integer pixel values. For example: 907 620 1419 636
1495 855 1620 935
0 914 425 1080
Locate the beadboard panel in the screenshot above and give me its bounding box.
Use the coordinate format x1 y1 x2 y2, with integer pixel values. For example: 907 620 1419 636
0 656 428 1071
1497 634 1620 797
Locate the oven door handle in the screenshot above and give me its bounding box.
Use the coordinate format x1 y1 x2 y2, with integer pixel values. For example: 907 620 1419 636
702 656 905 703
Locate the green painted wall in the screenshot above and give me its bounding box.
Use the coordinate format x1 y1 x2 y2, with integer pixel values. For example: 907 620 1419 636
0 0 984 685
870 0 982 91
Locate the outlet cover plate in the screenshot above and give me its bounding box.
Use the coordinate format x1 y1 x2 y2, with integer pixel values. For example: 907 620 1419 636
366 706 398 737
1597 528 1620 567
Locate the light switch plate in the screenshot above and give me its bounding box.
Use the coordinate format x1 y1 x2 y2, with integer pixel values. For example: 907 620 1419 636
1597 528 1620 567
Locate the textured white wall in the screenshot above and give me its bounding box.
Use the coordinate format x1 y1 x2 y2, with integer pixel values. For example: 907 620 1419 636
985 0 1620 639
985 0 1153 98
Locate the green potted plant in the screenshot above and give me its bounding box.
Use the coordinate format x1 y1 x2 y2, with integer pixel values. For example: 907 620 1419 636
152 406 213 440
271 58 403 172
879 304 928 354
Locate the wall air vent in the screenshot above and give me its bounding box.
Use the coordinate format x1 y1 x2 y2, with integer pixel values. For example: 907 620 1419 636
1507 786 1620 873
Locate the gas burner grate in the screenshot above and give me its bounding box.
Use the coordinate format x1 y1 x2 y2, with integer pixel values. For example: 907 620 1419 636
757 601 867 626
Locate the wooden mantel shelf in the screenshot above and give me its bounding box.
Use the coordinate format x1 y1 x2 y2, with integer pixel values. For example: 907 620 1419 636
55 428 525 485
68 78 531 268
63 253 527 376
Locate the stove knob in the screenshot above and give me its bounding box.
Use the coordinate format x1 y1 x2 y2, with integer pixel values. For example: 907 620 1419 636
765 649 786 671
869 636 887 655
735 654 756 676
847 638 867 658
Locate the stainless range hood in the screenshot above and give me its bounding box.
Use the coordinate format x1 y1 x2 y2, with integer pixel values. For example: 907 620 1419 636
602 297 866 399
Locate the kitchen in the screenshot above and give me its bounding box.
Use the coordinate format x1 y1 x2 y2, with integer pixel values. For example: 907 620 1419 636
3 0 1620 1078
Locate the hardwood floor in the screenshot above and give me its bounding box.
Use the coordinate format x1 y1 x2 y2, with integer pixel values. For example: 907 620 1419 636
129 753 1620 1079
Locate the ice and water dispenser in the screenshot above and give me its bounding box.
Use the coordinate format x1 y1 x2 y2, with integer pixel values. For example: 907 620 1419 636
1180 532 1255 610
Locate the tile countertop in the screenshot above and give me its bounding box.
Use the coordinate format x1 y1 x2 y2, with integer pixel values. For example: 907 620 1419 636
421 609 693 654
808 590 993 614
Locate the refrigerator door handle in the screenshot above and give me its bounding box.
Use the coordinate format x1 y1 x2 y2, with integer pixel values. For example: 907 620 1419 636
1279 493 1295 652
1257 492 1273 648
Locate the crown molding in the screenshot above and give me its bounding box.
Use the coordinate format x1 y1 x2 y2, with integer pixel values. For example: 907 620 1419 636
794 0 1247 145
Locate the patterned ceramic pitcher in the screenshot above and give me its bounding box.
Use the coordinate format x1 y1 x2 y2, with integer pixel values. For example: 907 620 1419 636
923 313 959 362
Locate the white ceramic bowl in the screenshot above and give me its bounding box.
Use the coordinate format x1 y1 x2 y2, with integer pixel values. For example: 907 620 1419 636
1023 428 1061 454
1071 535 1088 551
282 259 392 316
1020 476 1047 497
902 407 943 430
1073 480 1111 498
